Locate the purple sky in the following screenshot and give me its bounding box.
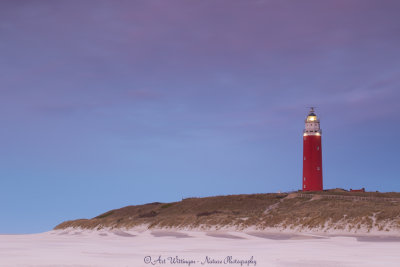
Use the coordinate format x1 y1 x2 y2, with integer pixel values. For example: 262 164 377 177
1 0 400 233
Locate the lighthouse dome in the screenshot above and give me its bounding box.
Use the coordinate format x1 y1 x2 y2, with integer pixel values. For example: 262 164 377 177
306 107 318 122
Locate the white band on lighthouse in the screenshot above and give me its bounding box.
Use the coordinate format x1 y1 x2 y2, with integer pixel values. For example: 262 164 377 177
303 107 321 136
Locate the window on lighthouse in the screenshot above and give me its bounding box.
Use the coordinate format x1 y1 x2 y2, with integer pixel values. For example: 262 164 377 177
307 116 317 122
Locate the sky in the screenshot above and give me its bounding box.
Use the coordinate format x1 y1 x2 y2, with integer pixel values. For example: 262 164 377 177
1 0 400 234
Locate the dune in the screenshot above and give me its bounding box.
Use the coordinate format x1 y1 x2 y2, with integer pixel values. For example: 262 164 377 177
5 191 399 266
54 192 400 235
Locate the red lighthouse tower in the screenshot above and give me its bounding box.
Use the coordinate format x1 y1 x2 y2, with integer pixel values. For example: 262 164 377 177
302 107 323 191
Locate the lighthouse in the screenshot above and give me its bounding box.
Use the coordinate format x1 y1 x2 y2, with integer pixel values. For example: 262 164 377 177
302 107 323 191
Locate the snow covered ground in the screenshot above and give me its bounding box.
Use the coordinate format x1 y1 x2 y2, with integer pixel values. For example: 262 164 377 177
1 228 400 267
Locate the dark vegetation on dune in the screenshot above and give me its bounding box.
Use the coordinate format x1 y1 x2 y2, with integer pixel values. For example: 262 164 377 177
55 191 400 232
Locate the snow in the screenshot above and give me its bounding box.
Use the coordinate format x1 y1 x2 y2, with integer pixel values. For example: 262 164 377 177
1 228 400 267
